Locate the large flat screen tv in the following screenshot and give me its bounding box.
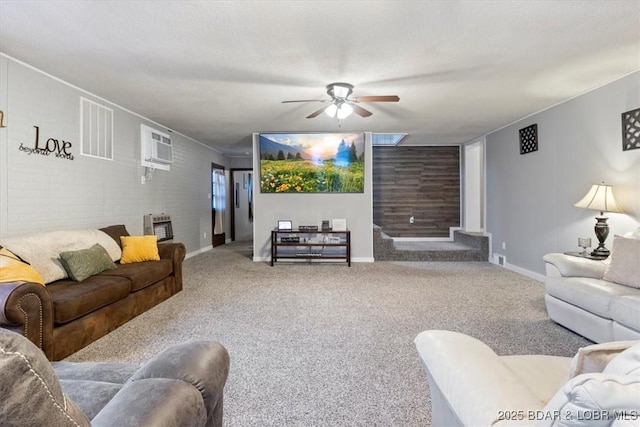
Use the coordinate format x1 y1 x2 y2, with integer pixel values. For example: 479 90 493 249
259 133 365 193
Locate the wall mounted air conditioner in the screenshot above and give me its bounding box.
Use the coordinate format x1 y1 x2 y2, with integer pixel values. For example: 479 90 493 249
141 124 173 165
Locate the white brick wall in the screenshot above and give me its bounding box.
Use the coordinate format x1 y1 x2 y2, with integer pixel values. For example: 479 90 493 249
0 56 234 255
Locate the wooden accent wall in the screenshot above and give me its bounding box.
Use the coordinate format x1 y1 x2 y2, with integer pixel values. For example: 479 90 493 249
373 146 460 238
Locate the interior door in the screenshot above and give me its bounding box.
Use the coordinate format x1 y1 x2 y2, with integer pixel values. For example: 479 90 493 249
232 170 253 241
211 163 226 247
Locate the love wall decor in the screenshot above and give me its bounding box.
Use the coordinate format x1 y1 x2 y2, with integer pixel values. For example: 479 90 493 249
18 126 75 161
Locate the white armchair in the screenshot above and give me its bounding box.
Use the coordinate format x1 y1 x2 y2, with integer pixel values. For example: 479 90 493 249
415 330 640 426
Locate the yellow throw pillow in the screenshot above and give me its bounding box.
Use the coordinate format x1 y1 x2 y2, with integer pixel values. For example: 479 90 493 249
0 247 45 285
120 236 160 264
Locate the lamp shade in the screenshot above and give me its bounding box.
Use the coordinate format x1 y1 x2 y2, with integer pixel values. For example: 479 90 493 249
574 183 623 213
324 104 338 118
336 103 353 119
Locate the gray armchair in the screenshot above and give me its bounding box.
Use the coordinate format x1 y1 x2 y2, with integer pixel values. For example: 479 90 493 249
0 328 230 427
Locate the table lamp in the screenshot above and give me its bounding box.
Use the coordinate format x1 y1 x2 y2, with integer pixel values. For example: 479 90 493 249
574 182 623 258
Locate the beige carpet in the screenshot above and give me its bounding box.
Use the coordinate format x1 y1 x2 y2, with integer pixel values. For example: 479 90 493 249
66 240 590 426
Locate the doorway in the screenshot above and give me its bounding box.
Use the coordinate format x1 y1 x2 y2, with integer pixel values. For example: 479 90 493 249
211 163 226 247
230 168 253 241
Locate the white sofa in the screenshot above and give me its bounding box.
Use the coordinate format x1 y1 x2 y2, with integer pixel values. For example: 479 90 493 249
415 330 640 427
544 231 640 343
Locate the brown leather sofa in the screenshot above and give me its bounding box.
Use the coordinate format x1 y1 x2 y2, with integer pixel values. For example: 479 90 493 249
0 225 186 360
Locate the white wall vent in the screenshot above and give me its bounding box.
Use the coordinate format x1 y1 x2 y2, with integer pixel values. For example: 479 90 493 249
81 98 113 160
141 124 172 166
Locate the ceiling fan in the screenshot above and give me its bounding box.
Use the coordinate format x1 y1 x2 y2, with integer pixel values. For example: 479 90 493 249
282 82 400 119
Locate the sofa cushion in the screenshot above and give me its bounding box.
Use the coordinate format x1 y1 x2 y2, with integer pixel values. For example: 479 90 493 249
53 361 138 383
58 379 123 420
0 247 45 285
47 275 131 324
545 276 639 319
98 224 130 250
610 295 640 334
603 342 640 376
59 244 117 282
568 340 639 378
624 226 640 239
603 236 640 289
120 236 160 264
501 355 572 403
100 259 173 292
534 373 640 427
543 253 606 279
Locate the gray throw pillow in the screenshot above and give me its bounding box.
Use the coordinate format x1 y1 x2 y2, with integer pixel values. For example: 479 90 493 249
59 243 116 282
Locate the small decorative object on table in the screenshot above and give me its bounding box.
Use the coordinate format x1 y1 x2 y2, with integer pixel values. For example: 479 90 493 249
578 237 591 255
332 218 347 231
277 220 292 231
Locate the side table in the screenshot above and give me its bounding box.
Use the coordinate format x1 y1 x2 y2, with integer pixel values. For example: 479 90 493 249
563 251 608 261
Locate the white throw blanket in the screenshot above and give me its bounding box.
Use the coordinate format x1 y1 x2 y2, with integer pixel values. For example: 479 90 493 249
1 229 123 284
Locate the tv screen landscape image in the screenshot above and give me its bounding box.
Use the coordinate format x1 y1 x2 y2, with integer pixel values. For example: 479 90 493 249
259 133 365 193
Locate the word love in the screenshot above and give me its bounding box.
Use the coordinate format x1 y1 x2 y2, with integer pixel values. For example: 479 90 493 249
19 126 75 161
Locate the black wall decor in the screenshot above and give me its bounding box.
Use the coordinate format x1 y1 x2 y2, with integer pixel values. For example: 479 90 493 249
18 125 74 161
519 124 538 155
622 107 640 151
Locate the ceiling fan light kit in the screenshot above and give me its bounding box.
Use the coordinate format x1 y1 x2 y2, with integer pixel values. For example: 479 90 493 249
283 82 399 121
327 82 353 100
325 102 354 119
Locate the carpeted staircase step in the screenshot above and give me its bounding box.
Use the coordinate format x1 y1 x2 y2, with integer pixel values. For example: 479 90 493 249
373 226 488 261
391 241 486 261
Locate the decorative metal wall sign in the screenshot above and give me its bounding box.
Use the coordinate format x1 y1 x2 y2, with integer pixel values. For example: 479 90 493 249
622 107 640 151
519 123 538 155
18 125 75 160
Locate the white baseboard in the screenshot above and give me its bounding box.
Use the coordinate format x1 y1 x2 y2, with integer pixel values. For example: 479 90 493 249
186 245 213 259
392 237 451 242
253 256 373 263
489 254 545 282
353 257 374 263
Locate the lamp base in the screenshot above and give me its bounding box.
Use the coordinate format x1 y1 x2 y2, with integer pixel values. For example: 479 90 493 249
590 214 610 259
590 247 610 259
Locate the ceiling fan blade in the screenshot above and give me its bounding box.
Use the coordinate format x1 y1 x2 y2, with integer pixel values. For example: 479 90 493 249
282 99 326 103
352 95 400 103
352 104 373 117
306 107 327 119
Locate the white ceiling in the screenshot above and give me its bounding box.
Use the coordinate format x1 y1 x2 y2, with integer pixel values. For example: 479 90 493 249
1 1 639 157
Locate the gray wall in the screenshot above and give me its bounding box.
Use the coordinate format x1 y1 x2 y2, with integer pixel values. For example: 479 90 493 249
486 71 640 277
5 53 636 270
252 133 374 262
0 55 233 256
